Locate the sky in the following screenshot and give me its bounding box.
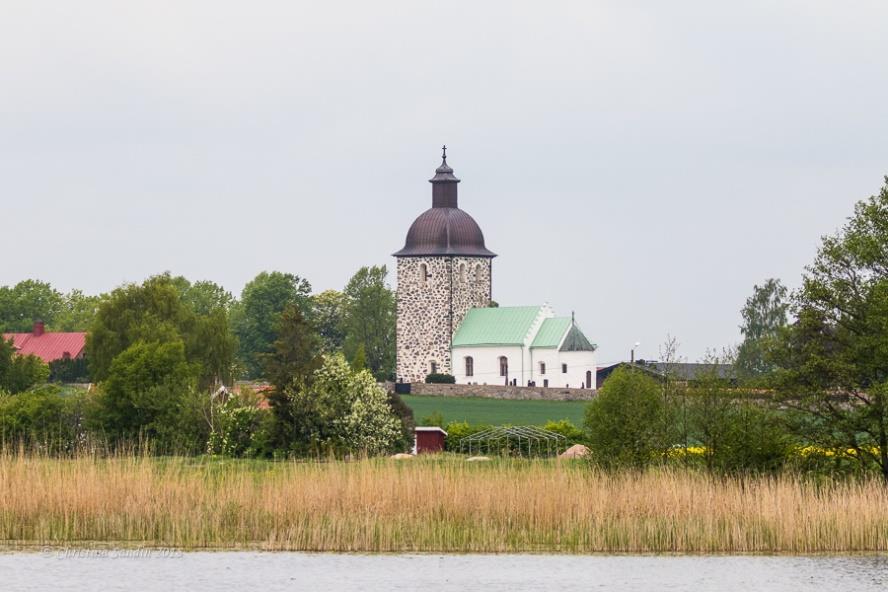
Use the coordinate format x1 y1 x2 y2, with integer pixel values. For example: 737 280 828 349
2 1 887 364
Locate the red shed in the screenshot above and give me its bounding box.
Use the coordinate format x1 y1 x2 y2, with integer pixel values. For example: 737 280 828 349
414 427 447 454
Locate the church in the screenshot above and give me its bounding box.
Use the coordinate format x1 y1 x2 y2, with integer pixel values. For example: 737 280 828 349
394 149 598 389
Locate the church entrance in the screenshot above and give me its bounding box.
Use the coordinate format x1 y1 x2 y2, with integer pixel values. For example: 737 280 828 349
586 370 592 389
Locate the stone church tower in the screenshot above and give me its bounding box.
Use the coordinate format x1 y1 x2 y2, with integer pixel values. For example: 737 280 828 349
394 149 496 383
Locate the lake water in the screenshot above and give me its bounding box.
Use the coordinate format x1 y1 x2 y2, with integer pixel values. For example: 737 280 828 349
1 551 887 591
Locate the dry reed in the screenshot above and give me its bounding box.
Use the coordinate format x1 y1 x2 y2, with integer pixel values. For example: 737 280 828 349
1 452 887 553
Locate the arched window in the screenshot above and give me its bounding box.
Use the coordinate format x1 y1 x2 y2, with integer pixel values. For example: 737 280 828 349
475 264 483 283
419 263 428 286
539 362 546 375
499 356 508 377
465 356 474 377
430 360 437 375
459 263 466 283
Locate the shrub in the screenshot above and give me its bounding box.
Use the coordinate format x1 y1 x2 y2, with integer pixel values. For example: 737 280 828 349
425 373 455 384
584 366 668 469
207 395 261 457
0 385 85 451
0 338 50 394
542 419 585 444
443 421 491 452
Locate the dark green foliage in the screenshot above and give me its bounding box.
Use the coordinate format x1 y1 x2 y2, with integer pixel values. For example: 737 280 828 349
232 271 312 378
87 274 235 388
0 280 64 332
263 304 324 452
425 373 455 384
0 338 50 394
584 367 668 469
736 279 788 380
48 356 90 383
387 391 416 451
342 266 395 380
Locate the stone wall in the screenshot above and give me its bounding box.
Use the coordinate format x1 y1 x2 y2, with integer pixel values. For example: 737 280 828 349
401 382 597 401
395 256 491 383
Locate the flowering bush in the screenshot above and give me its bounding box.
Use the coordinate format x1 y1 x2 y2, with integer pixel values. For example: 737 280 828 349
207 396 261 457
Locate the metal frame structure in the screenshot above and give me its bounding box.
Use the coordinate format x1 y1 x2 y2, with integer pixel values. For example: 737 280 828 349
459 426 566 457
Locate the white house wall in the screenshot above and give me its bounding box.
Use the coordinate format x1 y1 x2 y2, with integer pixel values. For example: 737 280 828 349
528 348 597 389
452 345 529 386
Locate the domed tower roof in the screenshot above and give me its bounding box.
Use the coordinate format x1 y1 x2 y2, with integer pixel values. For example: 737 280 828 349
393 147 496 258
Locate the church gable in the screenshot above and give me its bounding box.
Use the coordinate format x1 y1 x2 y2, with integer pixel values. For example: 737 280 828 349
559 324 597 352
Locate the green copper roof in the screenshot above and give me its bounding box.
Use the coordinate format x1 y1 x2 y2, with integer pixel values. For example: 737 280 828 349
452 306 542 347
530 317 571 348
560 324 597 352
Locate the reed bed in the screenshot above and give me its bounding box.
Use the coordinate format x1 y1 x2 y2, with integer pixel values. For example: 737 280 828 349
1 452 887 553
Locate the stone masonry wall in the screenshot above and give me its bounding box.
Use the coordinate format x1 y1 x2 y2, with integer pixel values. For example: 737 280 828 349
396 256 491 383
395 382 598 401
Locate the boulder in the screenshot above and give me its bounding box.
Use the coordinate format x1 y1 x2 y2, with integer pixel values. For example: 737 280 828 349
466 456 491 462
390 453 414 460
559 444 590 459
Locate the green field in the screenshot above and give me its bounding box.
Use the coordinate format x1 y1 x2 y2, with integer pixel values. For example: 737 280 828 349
401 394 588 426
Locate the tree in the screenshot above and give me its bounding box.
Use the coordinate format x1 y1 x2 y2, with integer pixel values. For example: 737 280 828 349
0 338 50 394
0 385 85 451
263 304 323 451
0 280 64 332
232 271 312 378
94 339 204 451
774 178 888 481
686 360 791 474
330 357 403 456
87 274 236 389
342 266 395 380
54 290 105 332
311 289 347 353
584 366 668 469
736 279 789 379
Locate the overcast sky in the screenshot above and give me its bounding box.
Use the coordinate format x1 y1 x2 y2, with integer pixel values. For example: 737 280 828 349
2 1 887 363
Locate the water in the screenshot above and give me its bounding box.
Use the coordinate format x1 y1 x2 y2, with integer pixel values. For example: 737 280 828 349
1 551 887 591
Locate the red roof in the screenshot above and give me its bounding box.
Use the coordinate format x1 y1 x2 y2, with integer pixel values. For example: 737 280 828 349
2 331 87 363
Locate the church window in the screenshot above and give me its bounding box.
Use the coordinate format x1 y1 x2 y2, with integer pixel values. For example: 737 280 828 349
543 379 549 387
499 356 508 377
475 264 483 283
539 362 546 375
459 263 466 283
562 363 568 373
465 356 474 377
430 361 437 374
419 263 428 286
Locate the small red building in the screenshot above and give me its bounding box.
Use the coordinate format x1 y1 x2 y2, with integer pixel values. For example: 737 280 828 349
414 427 447 454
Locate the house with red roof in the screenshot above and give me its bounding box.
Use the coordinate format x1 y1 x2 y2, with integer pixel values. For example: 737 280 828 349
2 321 86 363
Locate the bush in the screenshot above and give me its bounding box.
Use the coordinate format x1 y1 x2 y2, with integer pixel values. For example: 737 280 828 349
425 373 455 384
584 366 668 469
443 421 491 452
0 385 85 451
543 419 585 444
207 395 262 457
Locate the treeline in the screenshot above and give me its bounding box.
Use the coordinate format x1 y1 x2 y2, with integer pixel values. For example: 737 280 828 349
0 266 408 458
588 178 888 481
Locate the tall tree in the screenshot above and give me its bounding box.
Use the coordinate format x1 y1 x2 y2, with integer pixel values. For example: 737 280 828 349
54 290 105 332
87 274 235 388
232 271 312 378
0 280 64 332
774 178 888 481
310 289 347 353
263 304 324 451
342 266 395 380
736 279 789 378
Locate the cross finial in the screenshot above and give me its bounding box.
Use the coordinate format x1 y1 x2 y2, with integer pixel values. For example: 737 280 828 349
442 144 447 160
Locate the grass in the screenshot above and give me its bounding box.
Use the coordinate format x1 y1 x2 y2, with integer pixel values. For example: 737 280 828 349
3 452 888 553
401 394 587 425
